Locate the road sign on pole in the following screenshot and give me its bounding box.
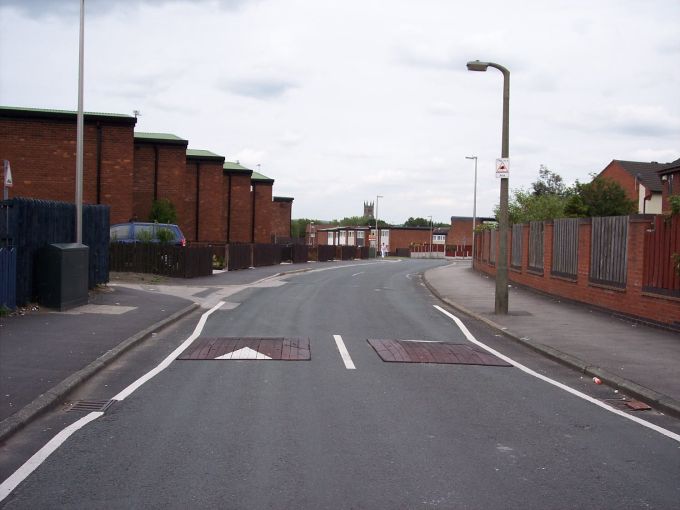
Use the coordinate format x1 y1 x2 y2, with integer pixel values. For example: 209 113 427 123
495 158 509 178
3 160 12 200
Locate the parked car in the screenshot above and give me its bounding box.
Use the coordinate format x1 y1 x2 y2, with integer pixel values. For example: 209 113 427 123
110 222 186 246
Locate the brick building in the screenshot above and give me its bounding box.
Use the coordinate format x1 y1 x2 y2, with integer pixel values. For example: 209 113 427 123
272 197 294 242
133 132 188 223
0 107 136 224
598 160 665 214
185 149 226 242
222 161 253 243
0 106 293 244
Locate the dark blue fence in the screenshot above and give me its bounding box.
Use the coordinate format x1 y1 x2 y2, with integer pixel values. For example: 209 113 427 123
0 246 16 309
0 198 110 307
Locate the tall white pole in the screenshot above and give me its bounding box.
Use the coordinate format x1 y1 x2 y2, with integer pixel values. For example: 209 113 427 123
75 0 85 244
375 195 383 258
466 156 478 261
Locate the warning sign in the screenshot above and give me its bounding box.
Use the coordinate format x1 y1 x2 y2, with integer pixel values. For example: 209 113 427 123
3 160 12 188
495 158 509 179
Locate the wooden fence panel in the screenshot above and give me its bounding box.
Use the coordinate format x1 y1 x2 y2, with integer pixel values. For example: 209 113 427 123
318 245 336 262
552 218 579 279
253 244 282 267
227 243 251 271
528 221 544 273
590 216 628 287
643 215 680 297
511 224 523 269
109 244 212 278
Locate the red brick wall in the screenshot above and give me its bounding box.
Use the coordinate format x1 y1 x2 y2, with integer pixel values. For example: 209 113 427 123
448 218 474 245
228 174 253 243
474 217 680 327
253 183 273 243
132 144 155 220
271 200 292 239
197 160 225 242
386 229 431 253
184 161 199 241
0 116 135 224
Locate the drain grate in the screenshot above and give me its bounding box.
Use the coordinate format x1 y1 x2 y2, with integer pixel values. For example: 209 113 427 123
177 337 311 361
602 398 651 411
68 399 114 413
367 339 512 366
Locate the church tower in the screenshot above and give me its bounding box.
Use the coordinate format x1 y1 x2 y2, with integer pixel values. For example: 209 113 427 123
363 201 374 219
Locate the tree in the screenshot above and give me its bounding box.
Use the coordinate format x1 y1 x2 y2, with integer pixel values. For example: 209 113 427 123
149 199 177 224
291 218 323 238
338 215 373 226
564 177 636 217
532 165 567 196
404 217 430 227
498 165 572 223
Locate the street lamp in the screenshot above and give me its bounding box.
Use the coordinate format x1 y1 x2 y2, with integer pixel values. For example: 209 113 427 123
465 156 478 263
428 215 433 258
467 59 510 315
375 194 383 258
75 0 85 244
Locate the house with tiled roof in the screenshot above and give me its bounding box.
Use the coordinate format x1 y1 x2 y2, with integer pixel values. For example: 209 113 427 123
597 159 667 214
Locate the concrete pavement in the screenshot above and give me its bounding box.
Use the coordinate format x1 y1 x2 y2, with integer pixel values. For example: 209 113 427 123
423 261 680 418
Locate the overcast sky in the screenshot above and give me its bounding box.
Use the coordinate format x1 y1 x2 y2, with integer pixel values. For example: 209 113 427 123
1 0 678 224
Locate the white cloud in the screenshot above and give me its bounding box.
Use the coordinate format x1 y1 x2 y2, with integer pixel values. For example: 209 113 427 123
1 0 679 224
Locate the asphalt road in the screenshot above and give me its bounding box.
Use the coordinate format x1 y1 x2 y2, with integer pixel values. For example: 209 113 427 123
2 259 679 509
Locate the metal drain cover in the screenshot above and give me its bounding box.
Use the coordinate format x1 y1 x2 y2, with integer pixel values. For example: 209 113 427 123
68 400 114 413
177 337 311 361
367 339 512 366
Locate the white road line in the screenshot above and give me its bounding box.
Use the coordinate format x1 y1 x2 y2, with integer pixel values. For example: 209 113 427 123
113 300 224 401
0 412 103 502
351 272 364 277
434 305 680 444
333 335 356 370
0 302 226 503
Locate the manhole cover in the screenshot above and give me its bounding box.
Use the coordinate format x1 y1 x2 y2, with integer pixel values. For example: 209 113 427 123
367 339 512 366
177 337 310 360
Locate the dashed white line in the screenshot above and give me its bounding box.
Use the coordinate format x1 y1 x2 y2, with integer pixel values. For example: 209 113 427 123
333 335 356 370
351 271 365 277
434 305 680 444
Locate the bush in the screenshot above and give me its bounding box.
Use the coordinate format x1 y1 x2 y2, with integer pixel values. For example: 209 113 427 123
149 199 177 224
156 228 175 244
670 195 680 216
136 229 154 242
